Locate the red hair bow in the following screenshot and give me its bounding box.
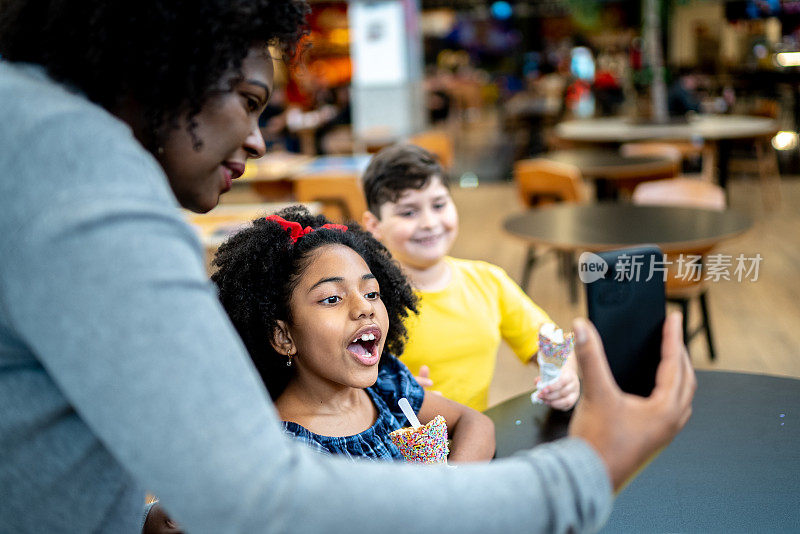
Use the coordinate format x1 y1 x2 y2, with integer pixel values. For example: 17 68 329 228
265 215 347 244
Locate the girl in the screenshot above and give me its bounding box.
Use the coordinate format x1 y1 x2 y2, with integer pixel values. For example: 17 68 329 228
212 206 495 462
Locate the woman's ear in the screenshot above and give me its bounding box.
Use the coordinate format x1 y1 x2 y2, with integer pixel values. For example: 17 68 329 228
270 320 295 356
362 210 382 240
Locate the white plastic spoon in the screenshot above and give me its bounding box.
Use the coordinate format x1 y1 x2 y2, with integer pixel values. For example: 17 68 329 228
398 397 421 429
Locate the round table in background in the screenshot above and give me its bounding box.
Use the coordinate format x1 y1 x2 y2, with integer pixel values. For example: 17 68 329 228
540 149 676 180
538 149 678 198
484 370 800 533
555 114 779 189
503 203 753 255
555 114 778 144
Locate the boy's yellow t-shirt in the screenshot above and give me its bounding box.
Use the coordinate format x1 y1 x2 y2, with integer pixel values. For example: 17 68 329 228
400 257 552 411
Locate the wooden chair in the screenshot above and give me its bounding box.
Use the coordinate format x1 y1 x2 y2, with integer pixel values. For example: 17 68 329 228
727 134 782 209
609 142 682 197
620 141 683 169
620 140 709 179
292 172 367 224
727 98 782 208
408 129 455 171
632 178 726 360
513 159 585 300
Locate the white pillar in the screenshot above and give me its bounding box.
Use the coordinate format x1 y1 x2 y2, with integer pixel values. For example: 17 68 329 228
348 0 426 145
644 0 668 123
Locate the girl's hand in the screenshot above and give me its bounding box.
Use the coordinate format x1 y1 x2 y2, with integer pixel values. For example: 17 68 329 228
418 389 495 463
536 361 580 411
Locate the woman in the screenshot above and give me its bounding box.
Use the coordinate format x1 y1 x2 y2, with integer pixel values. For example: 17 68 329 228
0 1 312 531
0 0 306 214
0 0 695 532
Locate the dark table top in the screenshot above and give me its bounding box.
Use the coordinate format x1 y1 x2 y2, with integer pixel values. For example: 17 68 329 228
503 203 753 254
485 370 800 533
541 149 676 180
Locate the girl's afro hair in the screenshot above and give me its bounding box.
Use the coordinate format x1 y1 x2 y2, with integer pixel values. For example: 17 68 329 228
211 205 418 399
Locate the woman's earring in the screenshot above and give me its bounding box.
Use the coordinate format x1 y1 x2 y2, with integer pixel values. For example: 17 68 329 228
286 349 294 367
156 146 164 155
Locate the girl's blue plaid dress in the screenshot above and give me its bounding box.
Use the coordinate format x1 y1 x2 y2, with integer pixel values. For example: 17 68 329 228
282 355 424 460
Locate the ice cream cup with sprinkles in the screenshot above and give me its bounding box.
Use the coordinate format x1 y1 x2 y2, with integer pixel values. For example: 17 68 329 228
531 322 574 404
389 414 449 464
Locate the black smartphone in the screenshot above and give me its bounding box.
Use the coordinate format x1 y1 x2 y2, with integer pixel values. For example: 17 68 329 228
583 246 666 397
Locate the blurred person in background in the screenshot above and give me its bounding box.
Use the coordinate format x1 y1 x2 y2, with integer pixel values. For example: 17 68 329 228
668 72 702 117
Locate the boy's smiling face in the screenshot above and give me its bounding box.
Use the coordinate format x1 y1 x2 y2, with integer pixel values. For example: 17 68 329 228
366 176 459 270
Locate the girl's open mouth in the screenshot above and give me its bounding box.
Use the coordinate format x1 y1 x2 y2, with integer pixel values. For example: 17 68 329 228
347 330 381 366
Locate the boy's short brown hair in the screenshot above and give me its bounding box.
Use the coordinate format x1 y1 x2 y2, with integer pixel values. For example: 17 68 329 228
361 144 450 217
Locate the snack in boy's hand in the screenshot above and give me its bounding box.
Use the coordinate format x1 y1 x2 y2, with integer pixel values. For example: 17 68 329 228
389 415 449 464
531 323 575 404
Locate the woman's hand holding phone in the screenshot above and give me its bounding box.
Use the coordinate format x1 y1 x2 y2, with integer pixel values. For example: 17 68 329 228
567 312 696 492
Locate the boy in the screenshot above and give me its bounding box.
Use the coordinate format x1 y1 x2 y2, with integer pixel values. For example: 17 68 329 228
361 144 580 412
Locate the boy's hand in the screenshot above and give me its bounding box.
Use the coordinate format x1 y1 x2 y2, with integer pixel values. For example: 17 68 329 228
568 313 696 492
414 365 443 395
535 364 580 410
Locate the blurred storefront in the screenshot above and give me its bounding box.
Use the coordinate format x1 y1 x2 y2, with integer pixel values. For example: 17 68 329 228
269 0 800 171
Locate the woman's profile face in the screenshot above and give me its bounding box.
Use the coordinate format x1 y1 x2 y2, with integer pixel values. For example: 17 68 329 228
159 45 273 213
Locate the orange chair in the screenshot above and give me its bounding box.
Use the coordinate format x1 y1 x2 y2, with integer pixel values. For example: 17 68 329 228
514 158 584 206
407 129 455 171
513 159 586 300
632 178 726 360
292 172 367 224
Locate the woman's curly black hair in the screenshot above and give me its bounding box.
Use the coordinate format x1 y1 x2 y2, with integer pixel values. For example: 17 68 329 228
211 205 418 400
0 0 308 151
